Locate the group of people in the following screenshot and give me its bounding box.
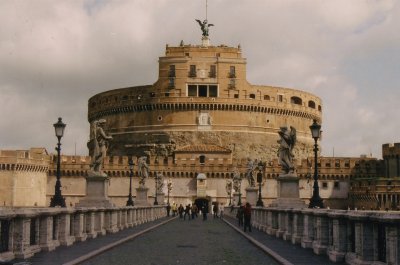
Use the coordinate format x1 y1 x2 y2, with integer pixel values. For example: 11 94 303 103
236 202 252 232
170 202 226 221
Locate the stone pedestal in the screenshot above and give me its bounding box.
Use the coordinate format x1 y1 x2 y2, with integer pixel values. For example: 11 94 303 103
270 173 306 208
245 187 258 206
135 187 150 206
76 171 114 208
156 193 165 205
233 192 241 205
201 36 210 47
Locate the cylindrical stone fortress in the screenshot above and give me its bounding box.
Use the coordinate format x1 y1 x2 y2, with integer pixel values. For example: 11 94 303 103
88 44 322 161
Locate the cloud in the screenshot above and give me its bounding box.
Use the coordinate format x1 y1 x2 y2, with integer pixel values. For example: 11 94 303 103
0 0 399 160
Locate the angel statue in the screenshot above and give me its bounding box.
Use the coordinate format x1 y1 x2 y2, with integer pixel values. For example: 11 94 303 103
277 126 297 174
245 158 258 187
225 180 233 196
90 119 112 174
232 167 242 192
195 19 214 37
138 156 149 187
156 172 164 193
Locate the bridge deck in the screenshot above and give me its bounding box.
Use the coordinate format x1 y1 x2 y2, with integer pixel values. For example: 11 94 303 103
20 215 345 265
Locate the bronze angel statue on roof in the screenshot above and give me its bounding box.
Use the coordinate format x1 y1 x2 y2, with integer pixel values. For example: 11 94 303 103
195 19 214 37
277 126 297 175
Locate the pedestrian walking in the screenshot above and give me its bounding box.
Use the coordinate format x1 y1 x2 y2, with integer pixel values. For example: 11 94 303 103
178 204 184 219
213 203 219 219
202 204 208 221
172 203 177 217
237 205 244 227
184 204 191 220
219 203 224 218
243 202 252 232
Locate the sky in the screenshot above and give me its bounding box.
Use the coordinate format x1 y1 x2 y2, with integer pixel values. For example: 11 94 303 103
0 0 399 159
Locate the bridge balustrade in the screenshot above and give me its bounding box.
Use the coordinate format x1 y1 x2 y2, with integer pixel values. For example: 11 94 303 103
225 206 400 265
0 206 166 262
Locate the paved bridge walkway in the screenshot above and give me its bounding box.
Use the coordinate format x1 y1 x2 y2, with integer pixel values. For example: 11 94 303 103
20 215 346 265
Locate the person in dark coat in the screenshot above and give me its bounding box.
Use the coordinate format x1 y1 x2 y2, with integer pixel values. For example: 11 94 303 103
243 202 252 232
237 205 244 227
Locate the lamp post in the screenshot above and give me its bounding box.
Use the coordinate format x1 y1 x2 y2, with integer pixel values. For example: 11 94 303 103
226 180 232 206
238 178 242 206
154 172 158 205
256 161 264 207
126 158 134 206
308 119 324 208
50 117 66 207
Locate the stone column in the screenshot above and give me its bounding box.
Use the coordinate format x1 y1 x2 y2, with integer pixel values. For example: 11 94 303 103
267 209 278 235
283 209 293 241
327 211 348 262
312 210 329 255
73 210 87 242
38 214 58 251
291 209 304 245
95 209 106 236
85 211 97 239
301 209 314 249
276 211 286 238
58 209 75 246
13 213 38 259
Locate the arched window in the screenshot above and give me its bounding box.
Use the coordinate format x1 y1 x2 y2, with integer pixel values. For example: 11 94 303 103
308 100 316 109
199 155 206 164
249 94 256 99
290 96 302 105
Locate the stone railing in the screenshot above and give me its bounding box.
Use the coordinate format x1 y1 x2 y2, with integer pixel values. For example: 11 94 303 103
225 207 400 265
0 206 166 262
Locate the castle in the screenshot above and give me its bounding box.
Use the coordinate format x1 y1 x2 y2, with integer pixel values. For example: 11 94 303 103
0 38 398 210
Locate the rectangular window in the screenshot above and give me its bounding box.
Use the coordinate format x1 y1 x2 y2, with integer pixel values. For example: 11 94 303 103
189 65 196 77
168 77 175 88
169 65 175 77
234 94 239 98
209 65 216 78
229 66 236 78
209 85 218 97
199 85 208 97
278 94 283 102
322 182 328 189
188 85 197 97
334 181 340 189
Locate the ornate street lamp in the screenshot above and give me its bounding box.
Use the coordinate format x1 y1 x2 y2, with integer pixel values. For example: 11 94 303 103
126 158 134 206
256 161 264 207
50 117 66 207
226 180 232 206
308 119 324 208
154 172 158 205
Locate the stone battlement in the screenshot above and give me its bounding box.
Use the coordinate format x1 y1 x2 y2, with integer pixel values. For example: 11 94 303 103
382 142 400 157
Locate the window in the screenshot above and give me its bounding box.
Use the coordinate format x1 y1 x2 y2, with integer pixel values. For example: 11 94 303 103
187 84 219 98
209 85 218 97
249 93 256 99
290 96 302 105
169 65 175 77
188 85 197 96
322 182 328 189
308 100 316 109
264 95 270 100
229 66 236 78
189 65 196 77
334 181 340 189
199 85 207 97
199 155 206 164
209 65 216 78
278 94 283 102
234 94 239 98
168 77 175 88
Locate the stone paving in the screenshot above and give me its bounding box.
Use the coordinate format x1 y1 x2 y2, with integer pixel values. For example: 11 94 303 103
14 213 349 265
